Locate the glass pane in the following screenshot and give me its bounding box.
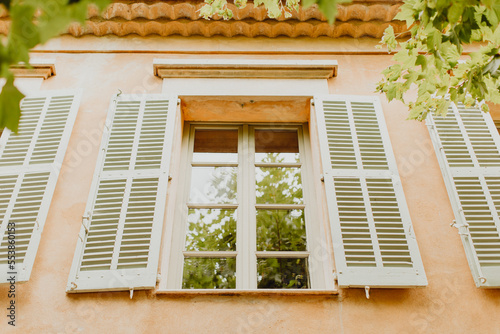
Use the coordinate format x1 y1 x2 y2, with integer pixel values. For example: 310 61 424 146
257 258 309 289
185 209 236 251
193 129 238 163
255 130 299 163
256 167 303 204
189 167 237 204
182 258 236 289
256 209 306 251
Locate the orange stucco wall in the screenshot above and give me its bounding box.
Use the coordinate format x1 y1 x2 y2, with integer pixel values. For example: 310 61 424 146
1 35 500 334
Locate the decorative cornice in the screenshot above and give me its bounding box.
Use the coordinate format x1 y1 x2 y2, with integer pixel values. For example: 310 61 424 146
153 59 338 78
64 20 406 38
0 1 407 39
9 59 56 79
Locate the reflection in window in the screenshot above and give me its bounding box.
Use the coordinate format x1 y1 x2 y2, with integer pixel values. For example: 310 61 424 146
181 125 312 290
183 258 236 289
185 209 237 252
255 167 303 204
257 258 309 289
255 129 299 163
256 209 306 251
193 129 238 162
189 167 237 204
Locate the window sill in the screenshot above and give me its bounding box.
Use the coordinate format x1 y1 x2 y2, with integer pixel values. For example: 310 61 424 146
154 289 338 296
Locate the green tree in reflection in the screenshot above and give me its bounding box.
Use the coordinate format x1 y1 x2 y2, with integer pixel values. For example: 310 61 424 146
183 153 308 289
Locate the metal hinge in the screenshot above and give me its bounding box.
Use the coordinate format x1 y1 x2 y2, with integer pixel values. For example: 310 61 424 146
82 212 90 234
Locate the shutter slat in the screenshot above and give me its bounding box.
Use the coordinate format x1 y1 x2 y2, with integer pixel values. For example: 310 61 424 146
315 95 427 288
67 94 177 292
427 103 500 287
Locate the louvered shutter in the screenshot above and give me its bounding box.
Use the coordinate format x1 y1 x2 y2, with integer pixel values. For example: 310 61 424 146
67 94 177 292
427 103 500 287
315 95 427 288
0 90 82 283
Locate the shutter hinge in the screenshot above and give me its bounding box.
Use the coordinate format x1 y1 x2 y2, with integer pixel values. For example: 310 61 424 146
320 174 325 182
451 220 469 236
129 288 134 299
82 213 90 234
365 286 370 299
332 271 337 281
168 175 172 181
310 99 315 107
157 273 161 283
177 99 181 106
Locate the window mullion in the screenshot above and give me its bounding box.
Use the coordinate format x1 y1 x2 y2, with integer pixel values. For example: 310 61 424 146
248 126 258 289
236 125 248 289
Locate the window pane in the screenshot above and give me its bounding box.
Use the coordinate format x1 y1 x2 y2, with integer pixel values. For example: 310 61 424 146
182 258 236 289
255 130 299 163
193 129 238 163
256 167 303 204
185 209 236 251
189 167 237 204
256 209 306 251
257 258 309 289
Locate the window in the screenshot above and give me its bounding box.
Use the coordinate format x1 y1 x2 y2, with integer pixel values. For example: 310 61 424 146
68 93 427 293
168 124 319 289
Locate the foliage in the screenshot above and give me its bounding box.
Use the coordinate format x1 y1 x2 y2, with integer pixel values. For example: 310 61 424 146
376 0 500 120
202 0 500 120
0 0 109 133
199 0 350 23
3 0 498 132
182 153 309 289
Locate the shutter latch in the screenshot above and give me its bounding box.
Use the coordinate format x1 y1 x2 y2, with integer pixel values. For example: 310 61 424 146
365 286 370 299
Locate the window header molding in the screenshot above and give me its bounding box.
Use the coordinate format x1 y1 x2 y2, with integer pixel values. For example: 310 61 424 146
10 58 56 79
153 59 338 79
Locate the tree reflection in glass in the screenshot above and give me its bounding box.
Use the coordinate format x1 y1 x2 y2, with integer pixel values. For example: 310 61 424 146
185 209 237 251
255 150 309 289
182 258 236 289
257 258 309 289
182 128 310 289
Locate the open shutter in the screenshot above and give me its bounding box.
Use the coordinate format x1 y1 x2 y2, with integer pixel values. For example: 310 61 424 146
315 95 427 288
427 103 500 287
0 90 82 283
67 94 177 293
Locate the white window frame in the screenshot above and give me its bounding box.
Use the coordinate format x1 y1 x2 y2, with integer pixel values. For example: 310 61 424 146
154 58 336 292
162 122 333 291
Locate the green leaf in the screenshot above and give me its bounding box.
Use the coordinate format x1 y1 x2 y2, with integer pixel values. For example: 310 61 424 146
0 75 25 134
447 2 464 24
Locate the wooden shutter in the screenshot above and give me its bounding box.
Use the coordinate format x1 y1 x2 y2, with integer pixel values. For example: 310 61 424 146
427 103 500 287
67 94 178 292
315 95 427 288
0 90 82 283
